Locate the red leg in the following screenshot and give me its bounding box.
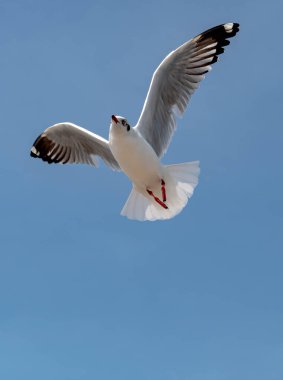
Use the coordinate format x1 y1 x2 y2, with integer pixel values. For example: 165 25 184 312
147 189 168 209
161 179 166 202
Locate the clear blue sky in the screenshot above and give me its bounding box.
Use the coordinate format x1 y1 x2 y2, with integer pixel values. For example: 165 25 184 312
0 0 282 379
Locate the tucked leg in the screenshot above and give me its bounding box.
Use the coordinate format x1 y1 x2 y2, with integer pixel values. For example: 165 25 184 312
147 189 168 210
161 179 166 202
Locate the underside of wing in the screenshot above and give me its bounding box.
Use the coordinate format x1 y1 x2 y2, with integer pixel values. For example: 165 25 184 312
30 122 120 170
135 23 240 157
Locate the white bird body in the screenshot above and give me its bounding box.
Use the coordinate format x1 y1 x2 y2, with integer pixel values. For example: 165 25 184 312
30 22 239 221
109 124 163 191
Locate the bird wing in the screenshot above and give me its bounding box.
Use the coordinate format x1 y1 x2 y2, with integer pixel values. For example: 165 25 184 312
30 122 120 170
135 23 239 157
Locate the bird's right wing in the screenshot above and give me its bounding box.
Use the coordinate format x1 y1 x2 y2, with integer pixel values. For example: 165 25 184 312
30 122 120 170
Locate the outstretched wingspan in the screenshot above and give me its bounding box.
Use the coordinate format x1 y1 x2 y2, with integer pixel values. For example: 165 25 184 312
135 23 240 157
30 122 120 170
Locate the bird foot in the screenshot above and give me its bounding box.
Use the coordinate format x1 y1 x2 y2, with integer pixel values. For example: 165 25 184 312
147 185 168 210
161 179 166 202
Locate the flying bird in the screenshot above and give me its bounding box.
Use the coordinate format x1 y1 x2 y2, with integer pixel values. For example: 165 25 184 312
30 23 239 221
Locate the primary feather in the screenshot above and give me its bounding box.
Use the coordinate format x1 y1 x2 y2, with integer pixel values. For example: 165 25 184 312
30 122 120 170
135 23 239 157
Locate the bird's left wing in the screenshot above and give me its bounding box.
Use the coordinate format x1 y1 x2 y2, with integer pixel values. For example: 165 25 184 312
135 23 239 157
30 122 120 170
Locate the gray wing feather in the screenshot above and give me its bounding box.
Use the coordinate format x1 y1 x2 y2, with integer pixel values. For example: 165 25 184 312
30 122 120 170
135 23 239 157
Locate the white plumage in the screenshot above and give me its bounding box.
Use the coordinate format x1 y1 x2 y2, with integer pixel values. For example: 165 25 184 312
30 23 239 221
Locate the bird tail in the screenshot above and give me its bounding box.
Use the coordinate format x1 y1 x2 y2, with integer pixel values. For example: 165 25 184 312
120 161 200 221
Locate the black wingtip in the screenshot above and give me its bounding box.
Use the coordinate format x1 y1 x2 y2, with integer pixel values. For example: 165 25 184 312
187 22 239 76
198 22 240 43
30 133 56 164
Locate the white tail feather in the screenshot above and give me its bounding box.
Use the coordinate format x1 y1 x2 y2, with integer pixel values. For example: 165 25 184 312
121 161 200 221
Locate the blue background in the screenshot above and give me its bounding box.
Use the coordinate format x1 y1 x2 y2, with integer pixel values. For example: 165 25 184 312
0 0 282 379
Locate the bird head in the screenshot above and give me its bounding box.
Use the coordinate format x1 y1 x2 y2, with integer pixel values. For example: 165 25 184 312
111 115 131 132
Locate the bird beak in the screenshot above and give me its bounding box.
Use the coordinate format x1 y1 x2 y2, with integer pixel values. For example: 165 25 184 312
111 115 119 124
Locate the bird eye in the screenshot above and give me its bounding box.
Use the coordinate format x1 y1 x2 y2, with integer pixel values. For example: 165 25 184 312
121 120 125 126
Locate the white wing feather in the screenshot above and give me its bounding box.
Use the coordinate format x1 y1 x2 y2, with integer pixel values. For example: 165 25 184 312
135 23 239 157
30 122 120 170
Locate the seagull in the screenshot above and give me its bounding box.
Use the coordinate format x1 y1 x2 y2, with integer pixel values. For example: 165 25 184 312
30 22 239 221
